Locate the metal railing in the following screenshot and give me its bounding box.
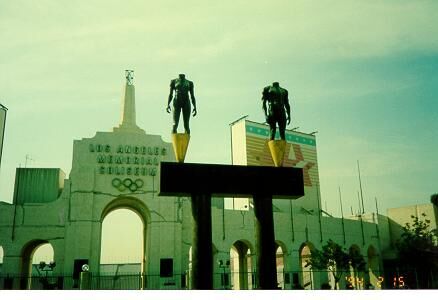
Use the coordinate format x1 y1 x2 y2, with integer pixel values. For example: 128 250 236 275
0 268 436 290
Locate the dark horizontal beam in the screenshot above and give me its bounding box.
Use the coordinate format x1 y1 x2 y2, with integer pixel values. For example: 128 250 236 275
159 162 304 199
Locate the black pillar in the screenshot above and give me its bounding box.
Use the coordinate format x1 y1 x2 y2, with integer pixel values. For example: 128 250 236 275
190 193 213 289
253 194 277 289
159 162 304 290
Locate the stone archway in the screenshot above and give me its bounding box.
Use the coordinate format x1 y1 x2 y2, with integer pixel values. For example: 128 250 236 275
0 245 3 272
230 240 254 290
275 241 287 289
0 245 4 289
299 242 315 290
188 246 192 288
100 196 151 289
367 245 380 289
188 243 220 289
348 244 364 289
19 240 54 289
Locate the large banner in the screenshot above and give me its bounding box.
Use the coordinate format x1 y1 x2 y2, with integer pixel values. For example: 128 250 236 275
245 121 319 187
0 104 7 169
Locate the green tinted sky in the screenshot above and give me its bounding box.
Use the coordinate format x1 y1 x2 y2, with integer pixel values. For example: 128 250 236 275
1 0 437 218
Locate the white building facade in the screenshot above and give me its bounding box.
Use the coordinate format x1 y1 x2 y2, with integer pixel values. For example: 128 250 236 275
1 76 433 290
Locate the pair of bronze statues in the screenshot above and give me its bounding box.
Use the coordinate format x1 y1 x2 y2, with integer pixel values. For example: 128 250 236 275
167 74 291 140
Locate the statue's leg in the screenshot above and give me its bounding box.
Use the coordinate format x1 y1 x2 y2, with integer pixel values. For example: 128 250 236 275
173 104 182 133
182 101 191 134
278 114 286 140
269 120 276 140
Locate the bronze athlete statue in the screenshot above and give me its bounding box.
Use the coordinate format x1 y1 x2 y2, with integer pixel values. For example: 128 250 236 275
167 74 197 134
262 82 291 140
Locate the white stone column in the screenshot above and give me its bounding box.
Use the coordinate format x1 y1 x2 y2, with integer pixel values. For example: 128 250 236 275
120 84 136 128
113 80 145 134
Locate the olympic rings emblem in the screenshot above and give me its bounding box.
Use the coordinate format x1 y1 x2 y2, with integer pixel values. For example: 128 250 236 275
112 177 144 192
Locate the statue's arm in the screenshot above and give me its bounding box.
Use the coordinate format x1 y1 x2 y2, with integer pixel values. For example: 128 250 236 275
262 87 268 116
284 90 291 124
167 81 174 113
190 81 197 116
189 81 196 108
168 80 175 106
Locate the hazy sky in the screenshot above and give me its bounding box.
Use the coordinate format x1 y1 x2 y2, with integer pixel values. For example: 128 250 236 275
1 0 437 221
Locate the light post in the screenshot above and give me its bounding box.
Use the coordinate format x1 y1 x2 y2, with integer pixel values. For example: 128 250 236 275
218 259 230 289
80 264 92 290
38 261 56 289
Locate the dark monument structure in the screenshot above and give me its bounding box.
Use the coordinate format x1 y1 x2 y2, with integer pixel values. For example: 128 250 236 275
263 82 292 167
160 79 304 290
167 74 197 134
262 82 291 140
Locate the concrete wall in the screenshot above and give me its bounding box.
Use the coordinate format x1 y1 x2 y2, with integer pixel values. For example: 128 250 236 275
13 168 65 204
387 203 437 248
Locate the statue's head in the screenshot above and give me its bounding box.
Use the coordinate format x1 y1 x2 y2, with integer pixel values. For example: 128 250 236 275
179 74 186 79
273 82 280 87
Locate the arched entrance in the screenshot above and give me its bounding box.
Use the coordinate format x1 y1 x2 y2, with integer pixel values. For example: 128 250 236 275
275 241 287 289
0 245 3 289
187 244 219 289
230 240 254 290
0 245 3 273
367 245 380 289
299 242 315 290
20 240 55 289
100 197 150 289
348 244 365 290
188 247 192 289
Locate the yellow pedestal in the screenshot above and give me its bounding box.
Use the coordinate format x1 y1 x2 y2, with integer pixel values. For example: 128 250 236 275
268 140 287 167
171 133 190 163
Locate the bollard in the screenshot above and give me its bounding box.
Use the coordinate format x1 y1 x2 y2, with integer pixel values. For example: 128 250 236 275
79 265 91 290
